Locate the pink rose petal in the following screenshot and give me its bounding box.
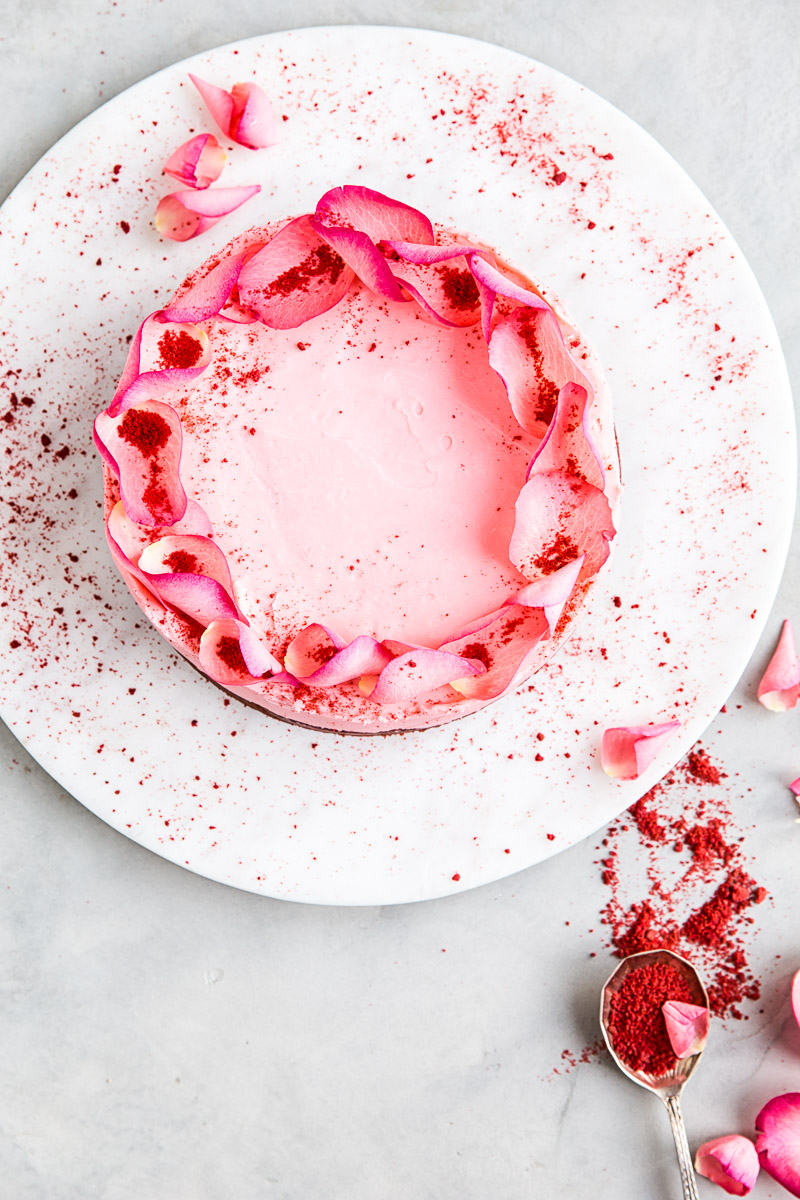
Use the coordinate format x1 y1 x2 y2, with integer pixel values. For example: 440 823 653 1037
791 969 800 1030
516 554 585 635
155 185 261 242
106 323 211 418
161 247 256 324
284 625 393 688
163 133 226 189
237 215 355 328
189 74 279 149
695 1136 760 1196
755 1094 800 1197
390 253 482 327
440 604 549 700
509 470 615 585
791 778 800 797
527 383 605 489
489 305 591 437
138 533 236 600
199 618 282 686
95 401 187 527
312 186 434 303
601 721 682 780
662 1000 709 1058
758 620 800 711
369 648 486 705
468 253 551 311
315 185 434 245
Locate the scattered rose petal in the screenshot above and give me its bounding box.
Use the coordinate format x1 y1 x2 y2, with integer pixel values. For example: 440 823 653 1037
758 620 800 711
755 1094 800 1197
489 305 591 437
237 215 355 328
369 648 486 705
791 778 800 797
163 134 226 189
155 185 261 242
695 1136 760 1196
792 969 800 1030
199 617 282 686
95 401 187 527
189 74 279 149
662 1000 709 1058
527 383 605 489
509 470 615 585
601 721 682 780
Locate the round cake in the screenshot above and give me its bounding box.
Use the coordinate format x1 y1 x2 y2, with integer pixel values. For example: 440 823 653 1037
95 185 620 733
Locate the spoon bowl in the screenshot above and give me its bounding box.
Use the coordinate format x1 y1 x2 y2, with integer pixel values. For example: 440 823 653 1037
600 949 710 1200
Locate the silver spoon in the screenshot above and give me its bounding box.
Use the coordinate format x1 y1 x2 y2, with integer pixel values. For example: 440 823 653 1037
600 949 709 1200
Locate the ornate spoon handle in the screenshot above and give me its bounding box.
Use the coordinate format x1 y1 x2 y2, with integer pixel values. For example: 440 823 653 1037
665 1094 699 1200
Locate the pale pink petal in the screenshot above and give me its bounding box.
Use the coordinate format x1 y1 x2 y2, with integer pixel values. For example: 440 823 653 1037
138 534 235 599
758 620 800 711
199 618 282 686
369 648 486 705
527 382 605 489
696 1136 760 1196
384 240 477 266
95 401 187 527
601 721 682 780
106 499 212 570
662 1000 709 1058
311 220 407 302
489 305 591 437
155 185 261 242
468 253 552 311
516 554 585 635
509 471 615 585
163 134 226 189
791 969 800 1030
229 81 280 150
390 255 482 327
190 75 278 150
237 215 355 328
303 636 394 688
791 778 800 797
440 605 549 700
107 324 211 418
161 247 256 323
755 1094 800 1197
315 185 434 245
284 624 346 679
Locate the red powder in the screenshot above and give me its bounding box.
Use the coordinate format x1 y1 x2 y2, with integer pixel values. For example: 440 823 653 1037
460 642 492 669
516 310 560 423
216 636 248 674
533 532 579 574
159 329 203 370
607 961 693 1076
438 265 480 311
265 245 345 298
163 550 200 574
118 409 170 457
598 745 764 1019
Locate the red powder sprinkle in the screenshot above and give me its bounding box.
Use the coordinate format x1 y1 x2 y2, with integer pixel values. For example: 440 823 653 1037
597 745 764 1019
533 532 579 575
516 309 560 423
607 961 693 1075
118 409 170 457
265 244 345 298
460 642 492 669
438 265 480 311
159 329 203 370
216 636 248 674
163 550 200 574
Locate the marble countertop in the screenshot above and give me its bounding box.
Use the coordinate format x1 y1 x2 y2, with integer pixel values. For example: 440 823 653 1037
2 3 798 1197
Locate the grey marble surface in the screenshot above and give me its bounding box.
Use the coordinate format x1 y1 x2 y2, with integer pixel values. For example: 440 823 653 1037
1 2 799 1198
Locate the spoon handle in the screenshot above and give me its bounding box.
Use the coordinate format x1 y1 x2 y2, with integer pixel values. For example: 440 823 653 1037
665 1094 699 1200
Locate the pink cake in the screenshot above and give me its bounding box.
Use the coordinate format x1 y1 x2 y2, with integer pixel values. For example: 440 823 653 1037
95 186 620 733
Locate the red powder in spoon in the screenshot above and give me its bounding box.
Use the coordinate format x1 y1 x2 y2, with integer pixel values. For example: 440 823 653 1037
608 961 694 1076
